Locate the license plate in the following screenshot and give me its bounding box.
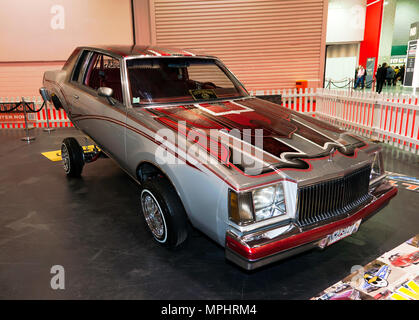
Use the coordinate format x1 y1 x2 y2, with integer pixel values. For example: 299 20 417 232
319 220 362 249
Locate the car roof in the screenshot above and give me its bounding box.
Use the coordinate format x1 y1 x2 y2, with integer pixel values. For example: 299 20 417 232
78 45 214 59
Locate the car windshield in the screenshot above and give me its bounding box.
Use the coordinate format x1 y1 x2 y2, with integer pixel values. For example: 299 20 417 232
126 57 248 105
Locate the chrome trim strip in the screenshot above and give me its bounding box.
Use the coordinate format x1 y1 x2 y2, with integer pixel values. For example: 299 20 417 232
140 96 253 109
225 241 319 270
228 214 292 235
369 173 387 186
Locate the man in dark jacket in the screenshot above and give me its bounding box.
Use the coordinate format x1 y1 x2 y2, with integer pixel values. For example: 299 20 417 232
375 63 388 93
399 64 405 85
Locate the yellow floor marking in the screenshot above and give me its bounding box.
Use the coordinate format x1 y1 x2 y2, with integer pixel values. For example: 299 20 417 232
41 145 100 162
41 150 63 162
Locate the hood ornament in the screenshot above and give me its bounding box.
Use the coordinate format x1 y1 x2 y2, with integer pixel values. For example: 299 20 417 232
328 147 337 162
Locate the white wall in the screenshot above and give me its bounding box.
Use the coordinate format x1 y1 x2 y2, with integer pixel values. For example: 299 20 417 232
325 43 359 84
326 0 366 44
325 57 357 85
393 0 419 46
0 0 133 61
378 0 397 65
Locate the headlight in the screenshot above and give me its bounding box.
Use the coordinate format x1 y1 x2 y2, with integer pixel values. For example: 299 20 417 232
252 184 286 222
370 152 384 182
229 183 287 225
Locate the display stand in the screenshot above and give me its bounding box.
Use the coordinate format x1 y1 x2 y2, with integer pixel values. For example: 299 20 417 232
20 98 35 143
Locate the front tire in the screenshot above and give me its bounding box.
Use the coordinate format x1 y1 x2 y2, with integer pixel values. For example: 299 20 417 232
140 176 188 248
61 137 84 177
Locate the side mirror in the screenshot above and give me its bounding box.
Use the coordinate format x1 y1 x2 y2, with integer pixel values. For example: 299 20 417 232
97 87 113 98
39 87 51 102
97 87 115 105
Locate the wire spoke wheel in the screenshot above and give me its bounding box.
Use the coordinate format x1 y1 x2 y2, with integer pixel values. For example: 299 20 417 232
61 143 70 173
61 137 84 177
141 190 166 241
138 176 188 248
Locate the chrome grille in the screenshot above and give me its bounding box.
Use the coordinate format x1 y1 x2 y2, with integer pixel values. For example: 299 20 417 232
297 165 372 226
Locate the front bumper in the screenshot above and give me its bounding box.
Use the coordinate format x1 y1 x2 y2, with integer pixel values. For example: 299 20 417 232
225 181 397 270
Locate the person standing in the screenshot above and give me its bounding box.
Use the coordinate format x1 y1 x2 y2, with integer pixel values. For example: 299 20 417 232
354 65 367 89
399 64 405 85
375 63 388 94
394 66 400 86
386 65 395 86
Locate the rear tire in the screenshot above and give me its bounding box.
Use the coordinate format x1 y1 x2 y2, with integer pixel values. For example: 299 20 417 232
140 176 188 248
61 137 84 177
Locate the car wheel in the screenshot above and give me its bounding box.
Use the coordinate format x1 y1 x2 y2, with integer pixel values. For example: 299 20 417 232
61 137 84 177
140 176 188 248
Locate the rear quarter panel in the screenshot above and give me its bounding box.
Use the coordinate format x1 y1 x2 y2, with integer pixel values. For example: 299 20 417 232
43 69 71 113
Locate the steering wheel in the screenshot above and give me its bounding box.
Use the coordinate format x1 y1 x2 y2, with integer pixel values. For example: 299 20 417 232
202 82 217 89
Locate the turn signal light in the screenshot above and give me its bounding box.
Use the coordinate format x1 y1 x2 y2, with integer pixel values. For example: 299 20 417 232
228 190 254 225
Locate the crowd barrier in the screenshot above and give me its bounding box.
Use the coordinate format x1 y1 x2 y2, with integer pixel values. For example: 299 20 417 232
0 88 418 154
315 89 419 154
324 78 375 90
0 96 73 129
251 88 316 114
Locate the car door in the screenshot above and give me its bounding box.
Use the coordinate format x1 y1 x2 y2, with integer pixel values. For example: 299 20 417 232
69 50 127 165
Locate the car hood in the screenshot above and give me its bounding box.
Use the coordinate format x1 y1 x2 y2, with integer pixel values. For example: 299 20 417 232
143 97 368 177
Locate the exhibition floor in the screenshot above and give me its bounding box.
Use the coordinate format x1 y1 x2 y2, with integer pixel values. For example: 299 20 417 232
0 128 418 300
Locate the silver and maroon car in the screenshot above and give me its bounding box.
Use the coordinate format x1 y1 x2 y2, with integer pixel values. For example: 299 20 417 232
41 46 397 270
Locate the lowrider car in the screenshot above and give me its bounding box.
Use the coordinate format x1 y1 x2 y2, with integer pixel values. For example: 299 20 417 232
41 46 397 270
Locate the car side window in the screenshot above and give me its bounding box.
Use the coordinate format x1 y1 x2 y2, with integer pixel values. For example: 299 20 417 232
83 53 124 104
71 50 89 82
